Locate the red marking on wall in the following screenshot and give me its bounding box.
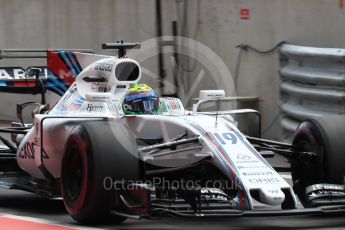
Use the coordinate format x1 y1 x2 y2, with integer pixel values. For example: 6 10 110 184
340 0 344 8
0 217 74 230
240 8 250 20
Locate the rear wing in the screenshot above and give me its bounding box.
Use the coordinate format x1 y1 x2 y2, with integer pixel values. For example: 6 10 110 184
0 49 93 96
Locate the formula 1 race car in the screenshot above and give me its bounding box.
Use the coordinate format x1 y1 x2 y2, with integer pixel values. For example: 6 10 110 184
0 43 345 224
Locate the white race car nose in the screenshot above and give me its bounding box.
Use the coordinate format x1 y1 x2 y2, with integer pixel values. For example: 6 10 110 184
252 188 286 206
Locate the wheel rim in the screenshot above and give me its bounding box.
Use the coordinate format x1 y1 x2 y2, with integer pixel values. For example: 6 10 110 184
65 145 84 202
292 133 324 206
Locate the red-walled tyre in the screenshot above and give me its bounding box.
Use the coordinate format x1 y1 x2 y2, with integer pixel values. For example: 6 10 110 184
61 121 140 224
291 115 345 206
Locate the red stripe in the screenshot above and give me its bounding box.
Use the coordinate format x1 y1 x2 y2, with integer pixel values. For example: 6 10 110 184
0 217 74 230
238 189 246 208
205 132 247 209
205 133 237 181
169 99 177 109
47 50 75 85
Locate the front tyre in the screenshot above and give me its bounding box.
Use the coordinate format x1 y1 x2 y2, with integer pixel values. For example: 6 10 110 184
291 115 345 206
61 121 140 224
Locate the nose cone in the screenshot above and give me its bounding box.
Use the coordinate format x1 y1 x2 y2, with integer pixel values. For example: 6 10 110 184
252 188 286 206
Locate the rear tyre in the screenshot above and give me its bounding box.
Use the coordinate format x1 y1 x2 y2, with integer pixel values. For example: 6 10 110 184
291 115 345 206
61 121 140 224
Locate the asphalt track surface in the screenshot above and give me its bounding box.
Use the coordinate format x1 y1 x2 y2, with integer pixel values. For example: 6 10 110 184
0 124 345 229
1 186 345 230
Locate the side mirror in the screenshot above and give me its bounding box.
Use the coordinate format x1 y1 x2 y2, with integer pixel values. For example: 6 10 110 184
199 90 225 100
193 90 225 115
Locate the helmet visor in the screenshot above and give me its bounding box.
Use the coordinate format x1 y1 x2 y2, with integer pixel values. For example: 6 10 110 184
131 97 159 113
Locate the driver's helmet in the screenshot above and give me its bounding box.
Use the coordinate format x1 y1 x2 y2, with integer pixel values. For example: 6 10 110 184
123 84 160 114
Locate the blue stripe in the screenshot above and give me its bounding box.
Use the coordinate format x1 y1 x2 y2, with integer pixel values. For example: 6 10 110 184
224 123 272 168
67 52 82 74
48 76 68 90
208 133 250 209
46 82 65 96
188 122 250 209
59 52 78 77
46 73 68 96
46 71 69 95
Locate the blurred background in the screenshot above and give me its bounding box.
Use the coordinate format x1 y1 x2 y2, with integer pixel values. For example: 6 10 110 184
0 0 345 141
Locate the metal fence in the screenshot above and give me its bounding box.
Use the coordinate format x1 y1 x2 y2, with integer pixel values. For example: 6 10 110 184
279 43 345 139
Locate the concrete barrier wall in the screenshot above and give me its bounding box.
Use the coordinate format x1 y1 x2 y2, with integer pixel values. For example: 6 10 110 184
1 0 345 139
279 43 345 140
